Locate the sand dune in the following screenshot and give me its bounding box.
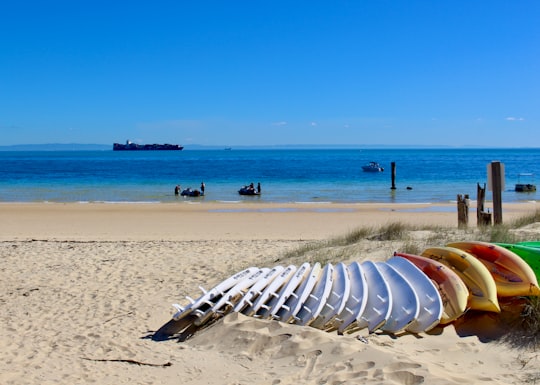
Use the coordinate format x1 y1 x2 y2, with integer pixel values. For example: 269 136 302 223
1 202 539 384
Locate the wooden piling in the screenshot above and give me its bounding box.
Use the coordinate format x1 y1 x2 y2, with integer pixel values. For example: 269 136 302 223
489 161 503 225
390 162 396 190
477 183 492 226
457 194 469 228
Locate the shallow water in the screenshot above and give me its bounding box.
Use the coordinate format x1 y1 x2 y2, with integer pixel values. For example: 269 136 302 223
0 148 538 204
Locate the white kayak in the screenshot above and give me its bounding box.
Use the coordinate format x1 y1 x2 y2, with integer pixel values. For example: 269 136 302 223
274 262 322 323
267 262 311 319
335 261 368 333
294 263 334 326
246 265 297 318
154 266 260 340
171 266 259 321
386 256 443 333
357 261 392 332
310 262 351 330
375 261 420 333
233 266 285 314
195 267 271 325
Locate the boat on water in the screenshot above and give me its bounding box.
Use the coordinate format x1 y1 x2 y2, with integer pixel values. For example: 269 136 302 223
181 188 203 197
361 161 384 172
113 140 183 151
515 173 536 192
239 183 261 196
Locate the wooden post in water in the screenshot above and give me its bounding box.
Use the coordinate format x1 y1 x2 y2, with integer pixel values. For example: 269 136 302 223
477 183 492 226
489 161 504 225
390 162 396 190
457 194 469 228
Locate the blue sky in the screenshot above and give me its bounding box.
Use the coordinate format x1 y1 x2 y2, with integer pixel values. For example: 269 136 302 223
1 1 539 147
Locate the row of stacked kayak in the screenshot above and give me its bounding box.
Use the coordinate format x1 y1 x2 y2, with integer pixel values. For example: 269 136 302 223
153 241 540 342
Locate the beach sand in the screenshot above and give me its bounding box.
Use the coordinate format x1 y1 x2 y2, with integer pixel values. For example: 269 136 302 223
1 201 539 384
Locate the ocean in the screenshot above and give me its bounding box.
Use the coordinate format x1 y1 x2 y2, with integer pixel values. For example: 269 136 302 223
0 148 538 204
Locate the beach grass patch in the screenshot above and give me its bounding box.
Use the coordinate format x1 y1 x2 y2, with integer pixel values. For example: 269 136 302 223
510 209 540 229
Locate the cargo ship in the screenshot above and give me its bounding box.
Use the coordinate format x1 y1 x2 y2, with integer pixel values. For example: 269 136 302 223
113 140 183 151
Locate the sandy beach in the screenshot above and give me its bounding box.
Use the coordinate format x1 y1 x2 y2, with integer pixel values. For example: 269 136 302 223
1 201 537 241
1 201 539 384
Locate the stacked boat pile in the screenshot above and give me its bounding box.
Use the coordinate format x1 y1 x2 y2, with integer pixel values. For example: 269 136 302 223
153 241 540 342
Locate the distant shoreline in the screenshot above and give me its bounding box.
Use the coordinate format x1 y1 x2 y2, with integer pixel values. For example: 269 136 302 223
2 144 539 151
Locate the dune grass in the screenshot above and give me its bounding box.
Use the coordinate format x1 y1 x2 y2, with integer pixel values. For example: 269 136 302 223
481 209 540 244
283 210 540 262
280 221 464 265
508 296 540 349
279 209 540 351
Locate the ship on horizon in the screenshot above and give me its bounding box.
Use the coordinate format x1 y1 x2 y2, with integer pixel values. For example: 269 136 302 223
113 140 183 151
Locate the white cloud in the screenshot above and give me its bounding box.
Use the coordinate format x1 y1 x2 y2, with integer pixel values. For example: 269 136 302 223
273 121 287 126
505 117 525 121
310 122 317 126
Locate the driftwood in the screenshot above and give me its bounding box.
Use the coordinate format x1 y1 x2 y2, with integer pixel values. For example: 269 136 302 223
82 357 172 367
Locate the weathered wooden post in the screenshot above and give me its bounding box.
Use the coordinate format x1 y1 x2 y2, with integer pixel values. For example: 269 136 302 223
488 161 504 225
457 194 469 227
390 162 396 190
477 183 492 226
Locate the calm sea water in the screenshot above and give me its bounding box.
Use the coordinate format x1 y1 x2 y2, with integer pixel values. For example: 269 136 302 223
0 148 538 204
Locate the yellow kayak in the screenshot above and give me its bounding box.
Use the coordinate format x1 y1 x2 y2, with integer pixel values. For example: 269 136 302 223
448 241 540 297
421 247 500 313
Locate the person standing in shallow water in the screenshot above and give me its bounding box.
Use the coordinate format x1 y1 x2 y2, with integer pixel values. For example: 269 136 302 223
174 185 180 196
200 182 205 196
257 182 261 194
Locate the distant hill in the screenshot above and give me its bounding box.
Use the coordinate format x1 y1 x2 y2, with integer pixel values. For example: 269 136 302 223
0 143 111 151
0 143 524 151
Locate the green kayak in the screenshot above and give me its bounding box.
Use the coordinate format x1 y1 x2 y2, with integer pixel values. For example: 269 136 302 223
497 243 540 283
517 241 540 249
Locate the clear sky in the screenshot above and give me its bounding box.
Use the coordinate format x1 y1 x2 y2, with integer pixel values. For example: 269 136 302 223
1 1 539 147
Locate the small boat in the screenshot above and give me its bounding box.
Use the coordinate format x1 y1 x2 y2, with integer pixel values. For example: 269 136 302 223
238 187 260 195
238 183 261 195
515 173 536 192
181 188 202 197
361 161 384 172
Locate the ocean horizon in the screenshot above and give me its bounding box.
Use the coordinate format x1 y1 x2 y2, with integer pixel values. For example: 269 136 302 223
0 148 538 205
1 143 539 151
